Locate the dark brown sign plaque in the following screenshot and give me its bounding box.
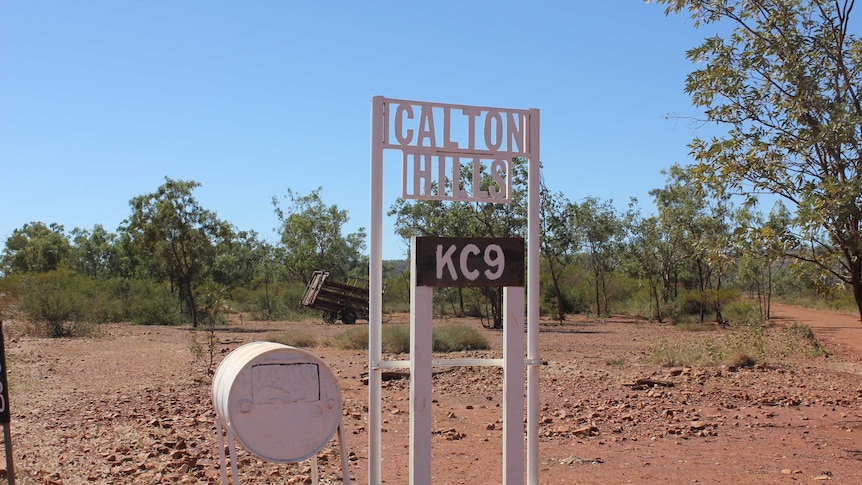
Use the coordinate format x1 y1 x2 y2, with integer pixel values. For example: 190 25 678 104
414 237 525 287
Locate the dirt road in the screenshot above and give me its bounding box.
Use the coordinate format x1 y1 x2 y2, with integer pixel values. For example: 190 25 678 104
771 301 862 354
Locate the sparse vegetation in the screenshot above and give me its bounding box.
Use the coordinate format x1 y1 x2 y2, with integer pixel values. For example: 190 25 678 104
786 322 830 357
432 325 489 352
650 314 827 369
330 324 489 354
269 330 319 348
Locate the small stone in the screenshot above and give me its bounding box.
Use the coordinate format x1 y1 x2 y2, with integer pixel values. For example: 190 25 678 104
573 425 598 437
690 421 707 431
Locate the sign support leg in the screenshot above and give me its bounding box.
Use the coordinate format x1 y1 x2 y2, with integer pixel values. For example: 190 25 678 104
216 422 228 485
227 427 240 485
503 287 525 485
409 237 433 485
338 421 352 485
369 95 385 485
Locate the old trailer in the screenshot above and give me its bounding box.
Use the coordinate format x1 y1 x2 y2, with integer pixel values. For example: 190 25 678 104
300 270 369 324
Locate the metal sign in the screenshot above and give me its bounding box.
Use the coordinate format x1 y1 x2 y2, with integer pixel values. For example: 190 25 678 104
369 96 542 485
414 237 524 287
382 100 531 204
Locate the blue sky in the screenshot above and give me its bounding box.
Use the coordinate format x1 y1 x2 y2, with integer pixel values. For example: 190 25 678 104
1 1 722 260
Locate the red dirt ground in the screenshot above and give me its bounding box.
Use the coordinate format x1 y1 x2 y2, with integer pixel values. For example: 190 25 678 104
2 302 861 484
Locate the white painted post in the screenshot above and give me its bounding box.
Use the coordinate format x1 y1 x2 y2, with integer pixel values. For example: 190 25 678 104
526 108 541 485
503 287 525 484
369 96 385 485
409 236 433 485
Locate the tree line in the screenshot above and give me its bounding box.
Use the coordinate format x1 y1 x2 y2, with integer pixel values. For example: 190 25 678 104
0 160 848 335
0 178 368 334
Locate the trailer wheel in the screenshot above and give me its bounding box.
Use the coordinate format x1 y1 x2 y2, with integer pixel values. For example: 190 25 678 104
323 311 337 324
340 308 357 325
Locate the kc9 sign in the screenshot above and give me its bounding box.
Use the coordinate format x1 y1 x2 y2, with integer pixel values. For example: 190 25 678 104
413 237 524 287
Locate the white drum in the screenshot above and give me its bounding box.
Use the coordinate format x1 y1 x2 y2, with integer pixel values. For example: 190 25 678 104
211 342 343 463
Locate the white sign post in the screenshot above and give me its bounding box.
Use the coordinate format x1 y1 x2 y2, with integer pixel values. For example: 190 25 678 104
369 97 540 485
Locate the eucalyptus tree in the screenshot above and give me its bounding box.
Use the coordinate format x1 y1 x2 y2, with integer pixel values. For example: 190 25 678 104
625 200 667 322
656 0 862 323
734 202 794 319
570 196 625 317
651 165 735 322
1 222 72 275
70 224 118 280
540 177 579 323
122 177 233 327
212 229 264 290
273 187 366 285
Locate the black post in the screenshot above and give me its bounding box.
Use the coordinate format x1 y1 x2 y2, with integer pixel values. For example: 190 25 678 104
0 321 15 485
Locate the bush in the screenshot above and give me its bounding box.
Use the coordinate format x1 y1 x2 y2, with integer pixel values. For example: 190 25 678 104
127 280 183 326
649 338 726 367
383 325 411 353
678 290 714 316
17 270 99 337
270 331 319 348
723 299 763 326
232 282 312 321
331 324 489 353
332 327 369 350
786 322 829 357
433 325 489 352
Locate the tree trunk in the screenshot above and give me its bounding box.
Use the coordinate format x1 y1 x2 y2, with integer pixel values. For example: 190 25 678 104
766 264 772 320
714 274 723 324
594 274 601 317
851 262 862 328
650 278 663 323
696 261 706 323
263 262 272 318
186 279 198 328
547 258 566 324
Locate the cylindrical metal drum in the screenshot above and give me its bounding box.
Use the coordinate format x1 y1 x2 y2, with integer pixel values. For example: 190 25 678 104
212 341 343 463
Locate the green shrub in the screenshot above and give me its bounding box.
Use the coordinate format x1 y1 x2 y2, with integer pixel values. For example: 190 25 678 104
678 290 714 316
234 281 313 321
786 322 829 357
18 270 98 337
538 276 592 318
649 338 725 367
127 280 183 326
383 325 411 353
270 331 319 348
433 325 489 352
332 327 369 350
331 323 490 353
723 299 763 326
330 325 411 353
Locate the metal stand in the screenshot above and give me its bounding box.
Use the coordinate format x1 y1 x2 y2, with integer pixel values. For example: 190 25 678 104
215 419 351 485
